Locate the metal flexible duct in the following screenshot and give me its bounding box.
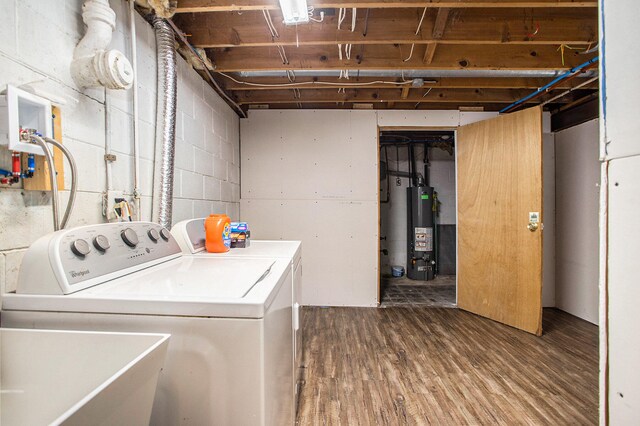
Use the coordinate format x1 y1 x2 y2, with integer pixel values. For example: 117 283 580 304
152 17 177 229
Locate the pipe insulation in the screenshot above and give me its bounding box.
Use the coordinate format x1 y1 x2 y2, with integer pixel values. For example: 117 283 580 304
152 17 178 229
71 0 134 90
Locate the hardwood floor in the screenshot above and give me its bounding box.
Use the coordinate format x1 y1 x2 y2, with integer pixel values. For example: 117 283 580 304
296 307 598 425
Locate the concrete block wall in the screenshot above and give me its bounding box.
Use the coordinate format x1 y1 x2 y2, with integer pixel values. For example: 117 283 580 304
0 0 239 296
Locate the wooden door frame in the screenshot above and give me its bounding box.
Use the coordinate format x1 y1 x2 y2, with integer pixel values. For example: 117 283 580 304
377 125 458 305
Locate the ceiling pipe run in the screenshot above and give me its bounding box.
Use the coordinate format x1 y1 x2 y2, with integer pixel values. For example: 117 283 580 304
499 56 599 113
70 0 134 90
237 69 599 78
151 17 178 229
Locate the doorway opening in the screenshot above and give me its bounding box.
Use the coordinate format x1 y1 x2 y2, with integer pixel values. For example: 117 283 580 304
379 129 456 307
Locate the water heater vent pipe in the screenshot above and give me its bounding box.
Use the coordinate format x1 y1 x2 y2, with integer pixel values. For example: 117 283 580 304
71 0 134 90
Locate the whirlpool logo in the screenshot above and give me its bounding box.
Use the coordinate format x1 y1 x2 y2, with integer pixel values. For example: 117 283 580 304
70 269 90 278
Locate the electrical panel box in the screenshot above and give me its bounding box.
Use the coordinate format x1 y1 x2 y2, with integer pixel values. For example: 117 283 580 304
0 85 53 155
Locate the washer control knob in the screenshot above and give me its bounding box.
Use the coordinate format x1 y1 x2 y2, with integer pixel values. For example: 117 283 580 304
148 229 160 242
93 235 111 252
71 239 91 257
160 228 170 241
121 228 139 247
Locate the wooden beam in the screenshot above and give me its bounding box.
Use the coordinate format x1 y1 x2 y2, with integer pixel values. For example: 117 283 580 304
219 76 599 91
233 88 591 104
207 44 596 72
431 8 450 39
248 102 511 110
174 9 597 48
176 1 598 13
423 43 438 64
421 8 450 63
401 86 411 99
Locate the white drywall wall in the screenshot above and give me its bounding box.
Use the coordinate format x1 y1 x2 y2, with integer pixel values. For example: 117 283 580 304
542 133 555 308
554 120 599 323
601 0 640 421
0 0 239 296
241 110 378 307
241 109 537 307
607 157 640 422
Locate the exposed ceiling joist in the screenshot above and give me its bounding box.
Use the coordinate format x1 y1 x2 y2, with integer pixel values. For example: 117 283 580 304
176 0 597 13
207 45 596 72
174 9 596 48
233 88 589 105
171 0 599 112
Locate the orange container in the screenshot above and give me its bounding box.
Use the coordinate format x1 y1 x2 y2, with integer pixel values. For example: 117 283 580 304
204 214 232 253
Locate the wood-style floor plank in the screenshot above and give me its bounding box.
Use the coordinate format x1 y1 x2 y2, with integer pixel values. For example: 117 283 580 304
297 308 598 425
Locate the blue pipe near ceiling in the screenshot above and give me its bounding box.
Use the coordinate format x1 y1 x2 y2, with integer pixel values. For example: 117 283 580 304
499 55 600 114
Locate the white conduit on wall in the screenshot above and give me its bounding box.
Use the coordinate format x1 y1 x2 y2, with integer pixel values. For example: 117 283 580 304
151 17 178 229
129 0 141 220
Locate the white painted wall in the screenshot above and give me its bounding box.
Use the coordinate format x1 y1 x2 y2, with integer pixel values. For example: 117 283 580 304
600 0 640 421
554 120 599 324
0 0 239 297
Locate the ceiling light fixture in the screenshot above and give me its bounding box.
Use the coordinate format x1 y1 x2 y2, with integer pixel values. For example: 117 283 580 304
278 0 310 25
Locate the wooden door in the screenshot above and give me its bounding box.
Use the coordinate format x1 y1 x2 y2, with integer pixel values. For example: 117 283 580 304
457 106 543 335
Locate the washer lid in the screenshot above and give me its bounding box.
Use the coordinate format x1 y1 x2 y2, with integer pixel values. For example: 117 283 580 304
2 257 291 318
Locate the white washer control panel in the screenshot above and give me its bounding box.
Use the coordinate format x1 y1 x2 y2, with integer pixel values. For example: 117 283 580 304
16 222 182 295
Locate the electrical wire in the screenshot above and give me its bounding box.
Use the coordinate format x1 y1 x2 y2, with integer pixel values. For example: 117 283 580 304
404 8 428 62
338 8 346 30
218 72 413 88
579 43 599 55
351 8 357 32
557 44 588 66
403 44 415 62
262 9 280 39
526 22 540 39
414 87 434 109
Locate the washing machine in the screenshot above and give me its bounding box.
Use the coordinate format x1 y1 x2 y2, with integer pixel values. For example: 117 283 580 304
1 221 294 426
171 218 304 400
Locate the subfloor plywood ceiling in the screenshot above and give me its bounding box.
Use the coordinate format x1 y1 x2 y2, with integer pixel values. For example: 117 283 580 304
163 1 598 112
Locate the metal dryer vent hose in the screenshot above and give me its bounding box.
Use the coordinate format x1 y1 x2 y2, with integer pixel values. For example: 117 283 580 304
152 17 178 230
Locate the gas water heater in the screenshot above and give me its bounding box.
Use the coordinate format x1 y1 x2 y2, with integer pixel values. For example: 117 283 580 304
406 185 435 280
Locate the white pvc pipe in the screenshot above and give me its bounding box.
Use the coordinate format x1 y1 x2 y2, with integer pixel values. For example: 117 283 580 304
130 0 141 220
71 0 134 90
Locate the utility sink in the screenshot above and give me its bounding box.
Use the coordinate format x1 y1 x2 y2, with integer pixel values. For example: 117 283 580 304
0 328 170 425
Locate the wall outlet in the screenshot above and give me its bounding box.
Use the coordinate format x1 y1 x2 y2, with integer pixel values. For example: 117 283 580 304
102 190 135 222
